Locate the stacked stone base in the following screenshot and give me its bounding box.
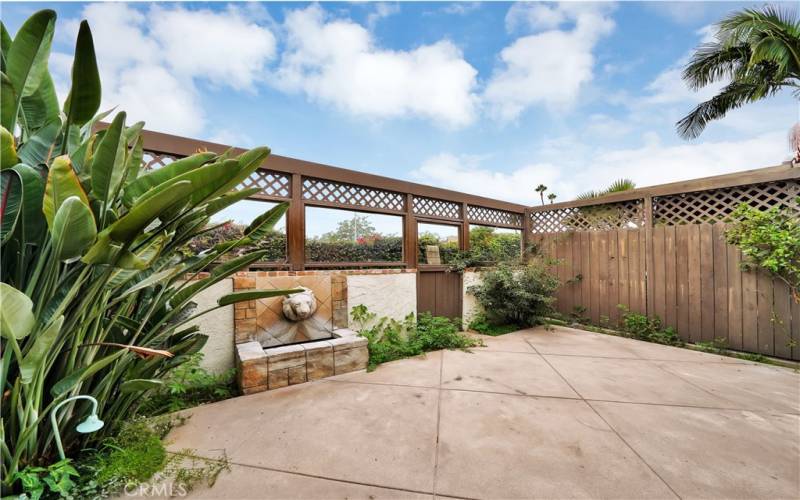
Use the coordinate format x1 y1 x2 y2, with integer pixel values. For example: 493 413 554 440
236 329 368 394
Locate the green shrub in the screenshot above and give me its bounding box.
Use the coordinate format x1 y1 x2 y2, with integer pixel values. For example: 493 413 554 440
725 203 800 302
352 306 481 370
617 306 682 346
307 236 402 262
138 353 237 416
467 261 559 327
467 313 519 336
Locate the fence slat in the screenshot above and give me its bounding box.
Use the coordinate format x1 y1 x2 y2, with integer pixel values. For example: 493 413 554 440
699 224 715 341
741 267 759 353
598 232 610 325
791 295 799 360
652 226 666 322
726 245 743 351
664 226 677 330
608 230 620 325
580 231 591 320
618 230 630 315
628 230 641 315
773 279 793 359
712 224 729 345
675 225 690 341
590 232 601 324
757 271 774 356
687 224 702 343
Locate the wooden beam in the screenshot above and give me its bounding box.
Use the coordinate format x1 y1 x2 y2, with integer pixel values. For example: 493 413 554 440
134 128 528 214
287 174 305 271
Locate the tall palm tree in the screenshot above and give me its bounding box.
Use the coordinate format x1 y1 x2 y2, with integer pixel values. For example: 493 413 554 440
677 6 799 139
548 193 557 204
535 184 547 205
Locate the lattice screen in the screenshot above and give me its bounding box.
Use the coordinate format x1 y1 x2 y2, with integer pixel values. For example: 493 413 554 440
530 199 644 233
142 151 181 170
653 180 800 226
241 170 292 199
467 205 523 228
413 196 462 219
302 177 405 212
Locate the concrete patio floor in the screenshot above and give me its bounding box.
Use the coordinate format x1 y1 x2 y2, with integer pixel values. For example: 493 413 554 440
165 326 800 499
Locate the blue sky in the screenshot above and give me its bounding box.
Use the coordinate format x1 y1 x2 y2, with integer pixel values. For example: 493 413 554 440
2 1 797 221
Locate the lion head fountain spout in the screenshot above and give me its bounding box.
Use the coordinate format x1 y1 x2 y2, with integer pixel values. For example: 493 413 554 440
282 287 318 321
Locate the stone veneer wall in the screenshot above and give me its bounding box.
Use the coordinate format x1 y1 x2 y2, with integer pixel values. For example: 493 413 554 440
462 270 483 327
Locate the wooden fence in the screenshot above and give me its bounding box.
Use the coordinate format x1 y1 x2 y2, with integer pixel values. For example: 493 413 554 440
530 165 800 361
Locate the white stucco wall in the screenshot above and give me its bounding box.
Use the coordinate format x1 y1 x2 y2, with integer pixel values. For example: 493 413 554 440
347 273 417 327
462 271 483 327
187 278 234 374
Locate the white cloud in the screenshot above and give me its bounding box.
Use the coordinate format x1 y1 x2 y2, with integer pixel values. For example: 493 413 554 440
441 3 482 16
56 3 276 136
149 5 276 91
485 3 616 121
367 3 400 28
411 131 790 205
274 5 479 127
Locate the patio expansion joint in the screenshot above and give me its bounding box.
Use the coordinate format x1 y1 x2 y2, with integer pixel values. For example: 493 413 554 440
321 367 791 415
432 343 445 498
168 451 479 499
523 338 684 500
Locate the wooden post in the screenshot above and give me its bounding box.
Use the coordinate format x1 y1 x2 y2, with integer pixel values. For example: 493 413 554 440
522 208 532 263
403 193 417 268
643 195 654 318
288 173 305 271
461 202 470 251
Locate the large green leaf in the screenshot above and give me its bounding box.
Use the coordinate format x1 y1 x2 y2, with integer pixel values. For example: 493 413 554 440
42 155 89 229
63 20 100 127
0 22 12 71
16 119 60 166
4 10 55 131
120 379 164 393
1 169 22 242
115 232 166 270
0 73 17 131
218 289 303 307
169 250 269 308
209 147 271 200
203 187 260 216
122 152 215 206
90 111 126 204
11 163 46 244
106 180 193 243
19 71 59 132
19 315 63 383
0 282 35 339
0 125 18 168
51 196 96 262
50 350 125 396
116 267 179 297
124 135 144 184
245 201 289 240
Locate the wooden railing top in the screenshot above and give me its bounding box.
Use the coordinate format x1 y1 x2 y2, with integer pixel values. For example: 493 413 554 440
529 162 799 212
136 128 528 214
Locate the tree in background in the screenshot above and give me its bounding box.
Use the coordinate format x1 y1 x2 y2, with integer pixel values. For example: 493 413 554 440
320 214 377 242
535 184 547 205
677 6 799 139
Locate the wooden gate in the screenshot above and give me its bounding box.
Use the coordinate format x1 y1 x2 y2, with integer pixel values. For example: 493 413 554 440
417 270 462 320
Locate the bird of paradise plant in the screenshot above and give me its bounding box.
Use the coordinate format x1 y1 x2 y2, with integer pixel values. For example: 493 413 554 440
0 10 298 494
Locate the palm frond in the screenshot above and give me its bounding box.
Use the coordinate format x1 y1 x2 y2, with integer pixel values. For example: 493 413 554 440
606 179 636 193
682 43 751 90
575 190 599 201
677 79 786 139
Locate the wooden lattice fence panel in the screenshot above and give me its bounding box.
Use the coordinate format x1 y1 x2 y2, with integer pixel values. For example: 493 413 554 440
142 151 181 171
241 170 292 199
467 205 523 228
302 177 405 212
653 180 800 226
529 199 644 233
413 196 461 219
